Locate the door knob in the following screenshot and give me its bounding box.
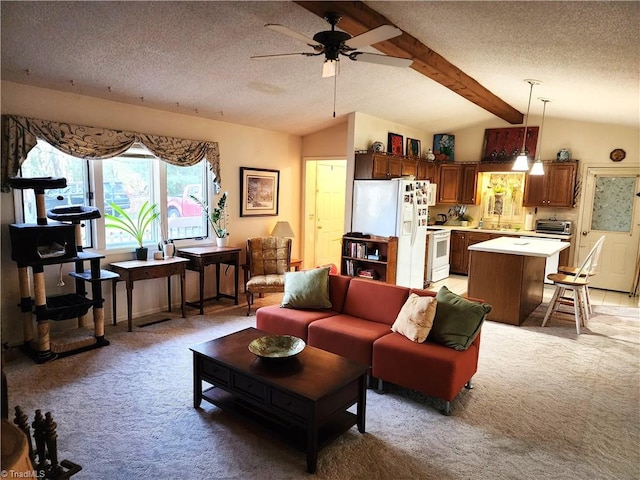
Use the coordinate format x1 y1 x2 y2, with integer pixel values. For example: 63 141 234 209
582 231 588 236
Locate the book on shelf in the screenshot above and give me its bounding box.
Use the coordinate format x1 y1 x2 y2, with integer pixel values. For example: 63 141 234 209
356 268 377 279
346 241 368 259
344 240 384 261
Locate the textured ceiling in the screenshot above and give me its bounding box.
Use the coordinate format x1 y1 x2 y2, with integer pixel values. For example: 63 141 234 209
1 1 638 136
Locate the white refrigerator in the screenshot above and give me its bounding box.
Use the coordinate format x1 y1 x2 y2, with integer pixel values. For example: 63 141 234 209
352 179 430 289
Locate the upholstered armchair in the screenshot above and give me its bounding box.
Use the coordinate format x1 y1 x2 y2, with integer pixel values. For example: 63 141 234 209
243 237 292 315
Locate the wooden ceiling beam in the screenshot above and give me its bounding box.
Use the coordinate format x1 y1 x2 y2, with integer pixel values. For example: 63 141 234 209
294 1 524 124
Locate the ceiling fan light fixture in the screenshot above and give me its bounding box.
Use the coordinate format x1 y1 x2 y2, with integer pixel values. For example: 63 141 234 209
322 59 338 77
255 14 410 79
512 78 542 172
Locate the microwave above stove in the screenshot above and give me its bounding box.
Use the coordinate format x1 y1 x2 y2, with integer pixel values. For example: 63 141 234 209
535 220 573 236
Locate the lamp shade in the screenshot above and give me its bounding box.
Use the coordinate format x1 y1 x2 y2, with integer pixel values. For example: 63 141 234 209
529 161 545 175
512 154 530 171
271 221 294 238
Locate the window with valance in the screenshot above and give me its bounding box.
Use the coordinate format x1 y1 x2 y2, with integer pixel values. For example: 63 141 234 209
1 114 220 193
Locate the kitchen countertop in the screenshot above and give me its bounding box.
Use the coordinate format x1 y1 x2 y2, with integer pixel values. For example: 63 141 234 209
429 224 573 240
467 236 571 257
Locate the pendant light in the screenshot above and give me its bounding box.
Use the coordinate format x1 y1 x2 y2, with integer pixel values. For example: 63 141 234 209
512 79 542 171
529 98 549 176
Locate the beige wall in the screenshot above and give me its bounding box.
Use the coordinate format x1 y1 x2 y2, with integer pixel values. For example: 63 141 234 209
301 122 348 158
353 111 432 153
1 82 303 343
453 114 640 165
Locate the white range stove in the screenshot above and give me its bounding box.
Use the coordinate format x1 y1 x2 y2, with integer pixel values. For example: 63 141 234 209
425 227 451 283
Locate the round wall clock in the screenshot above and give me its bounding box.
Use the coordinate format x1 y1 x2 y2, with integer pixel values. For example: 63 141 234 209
609 148 626 162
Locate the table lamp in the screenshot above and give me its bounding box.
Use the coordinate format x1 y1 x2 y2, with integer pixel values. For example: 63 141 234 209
271 221 294 238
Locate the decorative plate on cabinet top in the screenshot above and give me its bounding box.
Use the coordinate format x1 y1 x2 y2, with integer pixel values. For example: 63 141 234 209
609 148 626 162
248 335 305 361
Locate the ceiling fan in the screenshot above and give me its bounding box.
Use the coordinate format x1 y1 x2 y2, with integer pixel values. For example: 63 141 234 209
251 12 413 77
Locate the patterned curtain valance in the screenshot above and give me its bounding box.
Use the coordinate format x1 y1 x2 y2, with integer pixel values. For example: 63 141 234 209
1 115 220 192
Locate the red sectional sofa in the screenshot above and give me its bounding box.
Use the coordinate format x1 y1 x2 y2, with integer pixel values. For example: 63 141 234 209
256 275 483 415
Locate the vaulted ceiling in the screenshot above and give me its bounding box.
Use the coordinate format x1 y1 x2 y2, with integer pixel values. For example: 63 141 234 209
1 1 638 136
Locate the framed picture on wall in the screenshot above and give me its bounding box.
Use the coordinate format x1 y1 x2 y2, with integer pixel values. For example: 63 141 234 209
388 132 404 155
240 167 280 217
433 134 455 162
406 138 421 158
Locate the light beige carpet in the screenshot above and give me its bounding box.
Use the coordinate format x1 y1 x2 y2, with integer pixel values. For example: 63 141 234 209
3 298 639 480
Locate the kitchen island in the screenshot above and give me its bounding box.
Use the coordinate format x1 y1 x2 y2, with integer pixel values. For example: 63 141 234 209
467 237 570 325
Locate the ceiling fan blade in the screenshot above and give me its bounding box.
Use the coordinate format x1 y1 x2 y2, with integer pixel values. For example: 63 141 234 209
265 24 320 48
251 52 316 60
344 25 402 49
349 52 413 68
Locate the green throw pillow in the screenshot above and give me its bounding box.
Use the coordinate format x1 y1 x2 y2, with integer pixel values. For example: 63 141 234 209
280 266 332 309
428 286 492 351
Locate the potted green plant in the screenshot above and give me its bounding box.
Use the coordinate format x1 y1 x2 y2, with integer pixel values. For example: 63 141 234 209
104 201 160 260
458 213 473 226
190 191 229 246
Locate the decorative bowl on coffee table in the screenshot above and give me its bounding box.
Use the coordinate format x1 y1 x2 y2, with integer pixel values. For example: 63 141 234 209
248 335 305 361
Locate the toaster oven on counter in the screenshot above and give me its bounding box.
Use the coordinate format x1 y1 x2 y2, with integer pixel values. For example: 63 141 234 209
535 220 572 236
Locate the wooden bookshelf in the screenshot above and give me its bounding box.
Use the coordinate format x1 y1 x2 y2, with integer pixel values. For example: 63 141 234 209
341 235 398 284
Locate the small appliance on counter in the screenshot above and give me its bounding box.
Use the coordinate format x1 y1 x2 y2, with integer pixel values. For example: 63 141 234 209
435 214 448 225
535 219 573 236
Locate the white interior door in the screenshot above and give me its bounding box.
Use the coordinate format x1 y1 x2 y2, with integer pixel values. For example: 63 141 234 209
579 167 640 292
314 162 346 268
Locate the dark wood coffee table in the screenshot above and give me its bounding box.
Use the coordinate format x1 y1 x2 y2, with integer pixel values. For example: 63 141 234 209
190 327 368 473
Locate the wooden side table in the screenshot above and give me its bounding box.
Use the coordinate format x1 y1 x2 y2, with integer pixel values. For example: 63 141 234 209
176 246 241 315
290 259 303 271
109 257 190 332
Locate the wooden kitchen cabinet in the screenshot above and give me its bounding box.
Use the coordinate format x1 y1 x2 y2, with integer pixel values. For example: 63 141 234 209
523 161 577 207
459 163 480 204
449 231 468 274
438 164 462 204
451 230 496 275
450 228 572 276
401 157 418 177
355 152 403 179
417 160 438 182
437 163 480 205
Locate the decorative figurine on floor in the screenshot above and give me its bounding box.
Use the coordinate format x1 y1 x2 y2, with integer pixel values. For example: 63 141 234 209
13 406 82 479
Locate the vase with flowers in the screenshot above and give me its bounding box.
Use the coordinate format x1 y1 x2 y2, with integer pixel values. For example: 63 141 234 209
190 191 230 246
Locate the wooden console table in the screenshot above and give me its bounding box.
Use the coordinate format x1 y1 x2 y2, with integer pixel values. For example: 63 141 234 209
110 257 190 332
176 246 241 315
